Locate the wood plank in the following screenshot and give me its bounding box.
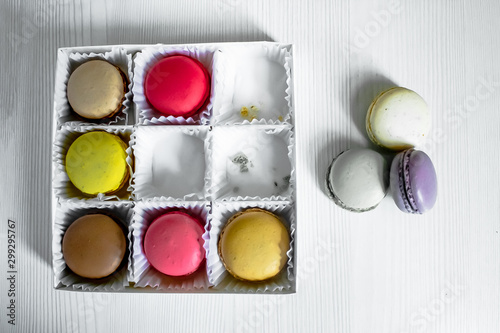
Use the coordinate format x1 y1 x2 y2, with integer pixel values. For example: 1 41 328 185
0 0 499 332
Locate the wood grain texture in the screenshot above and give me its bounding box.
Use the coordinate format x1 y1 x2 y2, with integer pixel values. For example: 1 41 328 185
1 0 499 332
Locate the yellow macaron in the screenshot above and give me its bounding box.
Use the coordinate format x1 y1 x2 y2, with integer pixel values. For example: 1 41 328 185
218 208 290 282
65 131 129 196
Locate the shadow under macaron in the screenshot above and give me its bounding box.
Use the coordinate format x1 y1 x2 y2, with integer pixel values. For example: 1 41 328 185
347 72 397 144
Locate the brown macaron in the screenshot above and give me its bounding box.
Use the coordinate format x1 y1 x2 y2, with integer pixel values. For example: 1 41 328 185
67 60 128 120
62 214 127 279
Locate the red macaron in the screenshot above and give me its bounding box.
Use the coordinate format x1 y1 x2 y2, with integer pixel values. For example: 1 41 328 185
144 55 210 118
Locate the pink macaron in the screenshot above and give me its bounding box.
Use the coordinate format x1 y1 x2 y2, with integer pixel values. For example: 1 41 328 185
144 55 210 118
143 211 205 276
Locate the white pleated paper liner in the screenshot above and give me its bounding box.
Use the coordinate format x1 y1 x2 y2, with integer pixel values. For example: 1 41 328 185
52 201 133 291
130 201 211 291
52 125 135 202
131 126 211 201
132 44 217 125
208 201 295 293
212 43 293 125
54 47 134 126
211 125 295 201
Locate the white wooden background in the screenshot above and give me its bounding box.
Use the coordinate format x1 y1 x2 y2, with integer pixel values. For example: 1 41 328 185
1 0 499 332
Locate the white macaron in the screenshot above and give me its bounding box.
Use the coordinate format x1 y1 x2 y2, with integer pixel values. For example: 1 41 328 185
366 87 430 151
326 148 388 212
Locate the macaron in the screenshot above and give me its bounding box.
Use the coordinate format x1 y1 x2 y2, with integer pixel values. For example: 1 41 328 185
62 214 127 279
65 131 129 196
326 148 388 212
144 55 210 118
218 208 290 282
67 60 128 120
143 211 205 277
366 87 431 151
390 149 437 214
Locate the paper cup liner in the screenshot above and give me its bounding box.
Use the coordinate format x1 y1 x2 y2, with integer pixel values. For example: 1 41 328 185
208 201 295 293
211 125 295 201
52 125 134 202
131 126 211 201
52 201 133 291
130 201 211 291
133 44 216 125
212 43 293 125
54 47 134 126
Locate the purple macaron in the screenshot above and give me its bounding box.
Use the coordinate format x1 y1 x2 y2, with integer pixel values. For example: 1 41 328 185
390 149 437 214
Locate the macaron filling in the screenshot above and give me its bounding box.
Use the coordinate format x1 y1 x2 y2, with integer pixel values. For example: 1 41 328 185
365 87 398 148
397 149 419 213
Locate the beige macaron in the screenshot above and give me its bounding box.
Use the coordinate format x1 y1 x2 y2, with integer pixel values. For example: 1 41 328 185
67 60 127 119
366 87 430 151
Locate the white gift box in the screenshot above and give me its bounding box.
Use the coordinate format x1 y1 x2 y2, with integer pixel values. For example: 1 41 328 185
52 42 296 293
